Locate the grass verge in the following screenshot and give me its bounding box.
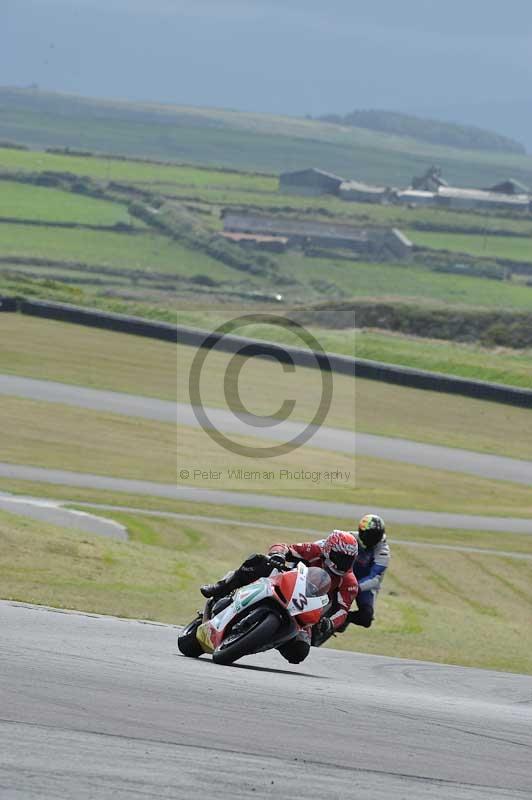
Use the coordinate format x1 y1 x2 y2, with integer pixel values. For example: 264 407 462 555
0 315 177 398
1 396 532 514
1 316 531 460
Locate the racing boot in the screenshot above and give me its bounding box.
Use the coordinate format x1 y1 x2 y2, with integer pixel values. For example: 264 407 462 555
200 570 240 600
200 554 271 599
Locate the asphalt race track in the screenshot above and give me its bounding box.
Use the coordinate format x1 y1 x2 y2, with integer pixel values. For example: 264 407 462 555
1 601 531 800
0 492 127 539
2 374 532 485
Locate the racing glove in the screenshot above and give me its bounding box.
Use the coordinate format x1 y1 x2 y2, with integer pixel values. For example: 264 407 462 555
311 616 334 647
268 553 286 571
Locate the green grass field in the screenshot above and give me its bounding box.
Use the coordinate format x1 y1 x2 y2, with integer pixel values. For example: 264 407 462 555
409 229 532 264
5 229 532 327
6 218 532 313
1 504 530 673
0 180 135 226
0 146 277 192
353 330 532 387
277 251 532 310
0 222 240 279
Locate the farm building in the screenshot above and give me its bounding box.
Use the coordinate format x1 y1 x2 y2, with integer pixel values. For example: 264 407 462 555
219 232 288 253
222 211 412 260
339 180 391 204
411 166 449 192
395 189 437 207
279 168 346 196
488 179 530 195
436 187 530 212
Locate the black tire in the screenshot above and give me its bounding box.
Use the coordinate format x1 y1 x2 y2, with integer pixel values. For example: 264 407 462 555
178 617 204 658
212 609 280 666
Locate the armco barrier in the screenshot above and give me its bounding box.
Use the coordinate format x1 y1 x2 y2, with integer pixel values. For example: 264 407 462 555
19 299 177 343
2 298 531 408
0 296 18 312
175 324 532 408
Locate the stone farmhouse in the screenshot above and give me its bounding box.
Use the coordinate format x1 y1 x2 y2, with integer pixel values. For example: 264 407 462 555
339 181 392 204
279 168 345 196
221 211 412 260
279 166 531 214
435 186 530 212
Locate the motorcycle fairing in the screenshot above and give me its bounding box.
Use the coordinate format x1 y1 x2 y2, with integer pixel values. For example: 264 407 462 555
196 578 274 653
195 563 329 655
283 561 330 618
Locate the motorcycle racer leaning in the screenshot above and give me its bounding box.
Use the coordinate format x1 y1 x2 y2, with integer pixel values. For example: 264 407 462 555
343 514 390 631
201 530 359 664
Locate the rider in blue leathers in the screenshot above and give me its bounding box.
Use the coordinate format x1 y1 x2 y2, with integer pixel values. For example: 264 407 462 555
347 514 390 629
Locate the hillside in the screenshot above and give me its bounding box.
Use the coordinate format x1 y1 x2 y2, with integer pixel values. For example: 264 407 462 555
2 87 532 188
318 109 526 155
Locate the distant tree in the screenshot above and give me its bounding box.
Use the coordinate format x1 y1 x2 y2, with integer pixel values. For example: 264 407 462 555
318 109 526 155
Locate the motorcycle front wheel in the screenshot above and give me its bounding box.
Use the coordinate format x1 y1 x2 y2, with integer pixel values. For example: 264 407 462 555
212 609 280 665
177 616 204 658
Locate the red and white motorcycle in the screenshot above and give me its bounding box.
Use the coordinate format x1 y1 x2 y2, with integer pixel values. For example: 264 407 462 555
178 561 331 665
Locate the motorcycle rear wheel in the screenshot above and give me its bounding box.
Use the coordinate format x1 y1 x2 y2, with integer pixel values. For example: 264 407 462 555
177 616 204 658
212 609 280 665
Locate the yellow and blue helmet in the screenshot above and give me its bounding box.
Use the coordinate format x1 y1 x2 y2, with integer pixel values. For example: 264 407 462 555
358 514 385 548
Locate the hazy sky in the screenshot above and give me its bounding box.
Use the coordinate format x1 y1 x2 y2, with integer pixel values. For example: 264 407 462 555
3 0 532 146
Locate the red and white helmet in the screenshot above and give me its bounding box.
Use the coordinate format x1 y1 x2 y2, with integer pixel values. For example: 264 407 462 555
322 530 358 575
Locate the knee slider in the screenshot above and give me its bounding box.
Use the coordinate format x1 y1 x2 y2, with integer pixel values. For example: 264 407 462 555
358 606 374 628
351 604 374 628
280 641 310 664
286 653 305 664
286 646 309 664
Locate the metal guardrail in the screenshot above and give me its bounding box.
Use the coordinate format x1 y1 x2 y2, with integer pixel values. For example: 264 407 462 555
2 297 531 408
18 299 177 342
0 296 18 312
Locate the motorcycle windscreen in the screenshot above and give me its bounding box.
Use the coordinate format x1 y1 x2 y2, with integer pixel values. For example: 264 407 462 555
305 567 331 598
